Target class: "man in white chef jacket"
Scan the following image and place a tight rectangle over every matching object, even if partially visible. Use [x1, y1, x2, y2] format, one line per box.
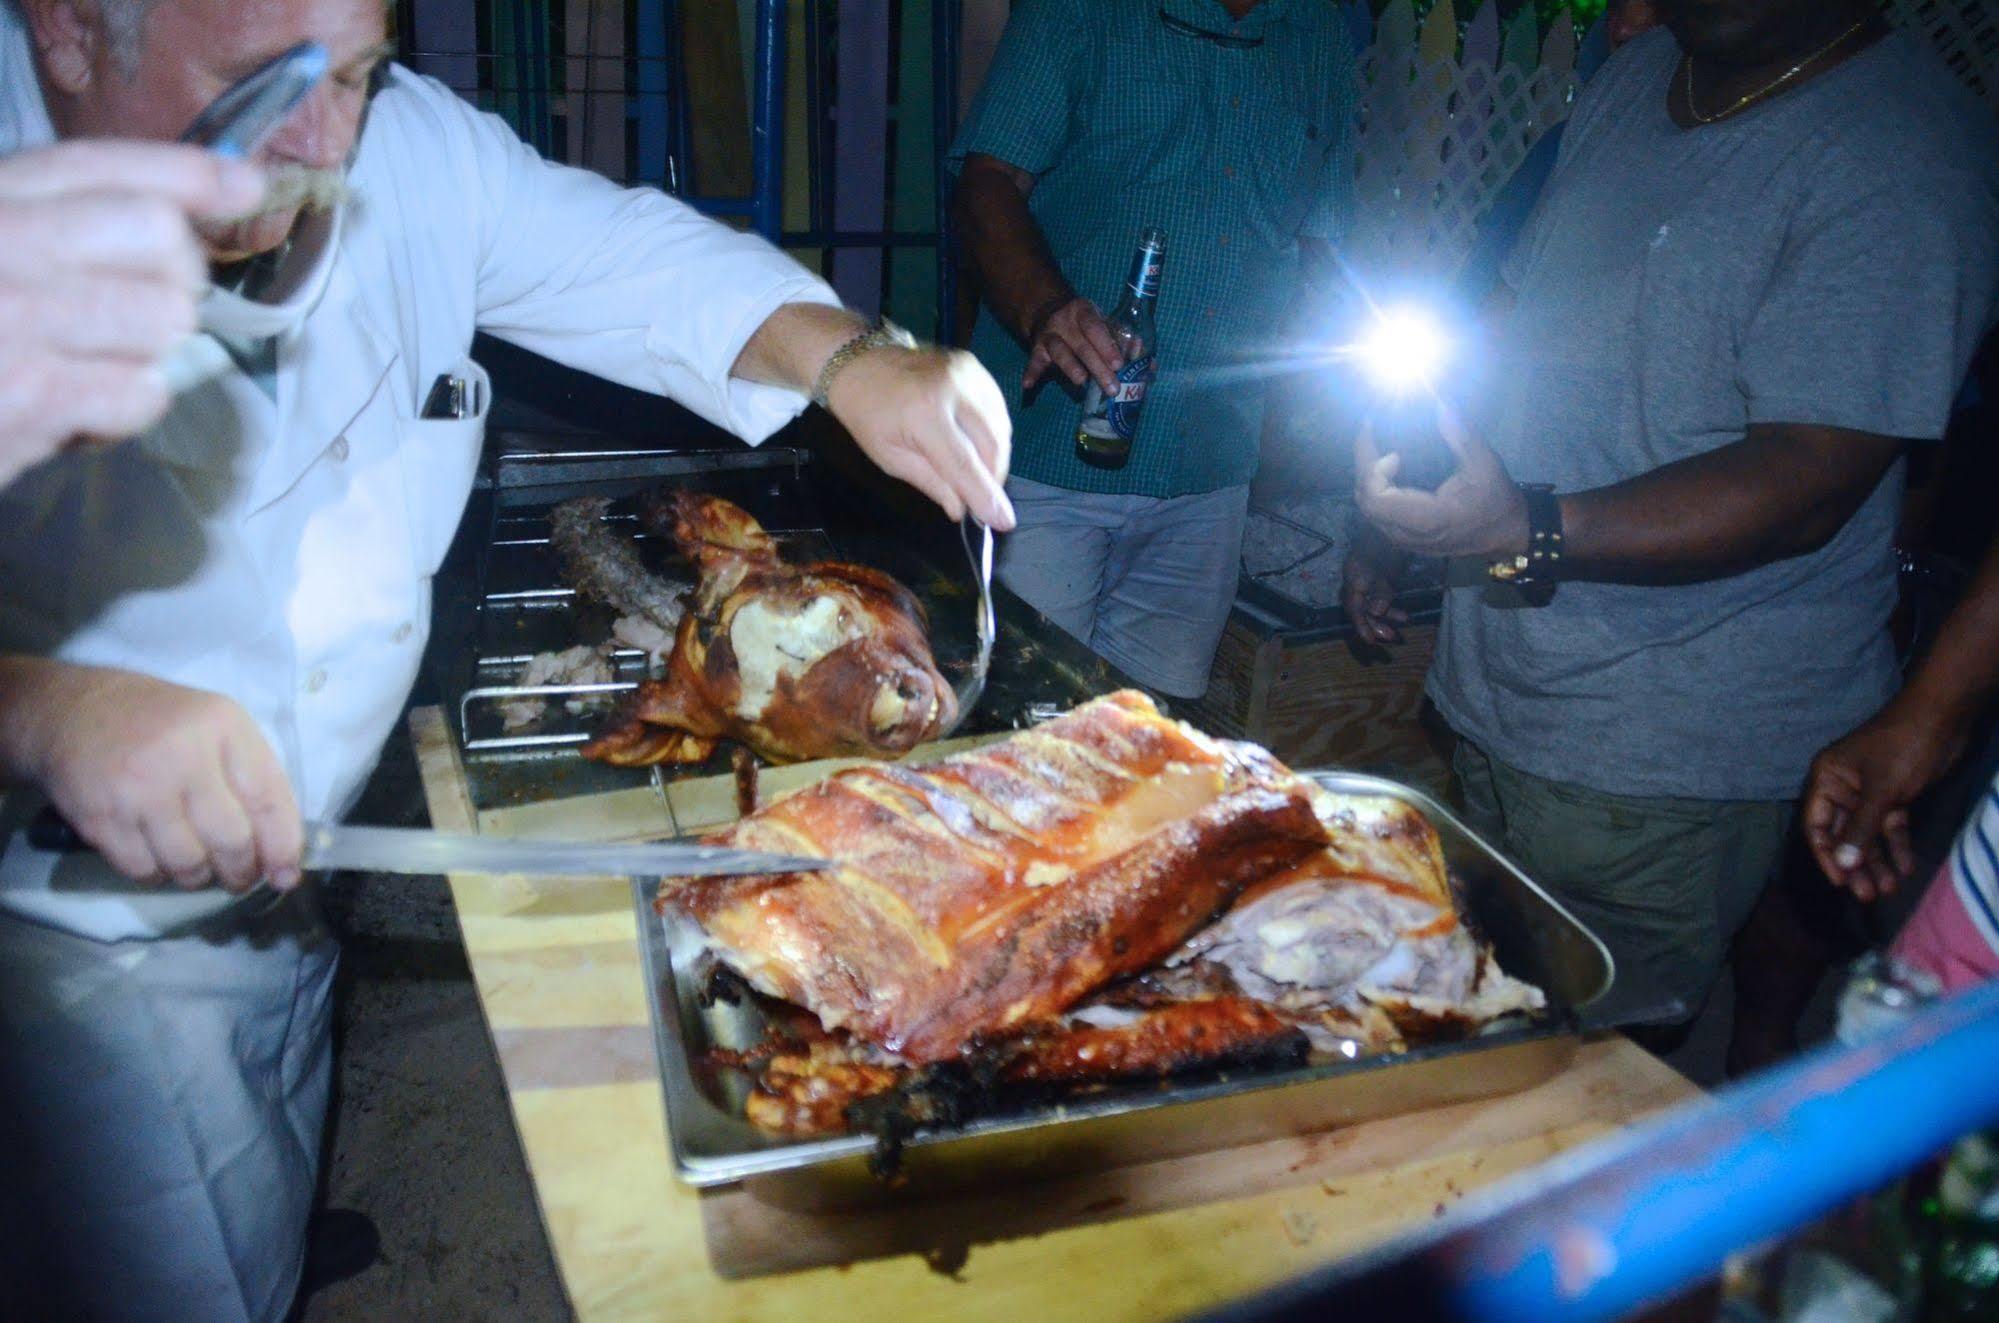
[0, 0, 1013, 1318]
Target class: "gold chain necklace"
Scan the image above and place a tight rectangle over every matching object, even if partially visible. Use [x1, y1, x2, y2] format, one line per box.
[1681, 17, 1870, 124]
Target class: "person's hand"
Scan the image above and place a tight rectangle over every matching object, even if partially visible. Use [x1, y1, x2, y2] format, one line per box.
[824, 344, 1016, 530]
[1804, 703, 1967, 902]
[1022, 295, 1124, 396]
[0, 140, 267, 486]
[14, 665, 303, 892]
[1342, 540, 1409, 645]
[1354, 404, 1528, 559]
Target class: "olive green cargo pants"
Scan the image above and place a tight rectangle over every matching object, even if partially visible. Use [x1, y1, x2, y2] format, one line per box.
[1452, 740, 1794, 1022]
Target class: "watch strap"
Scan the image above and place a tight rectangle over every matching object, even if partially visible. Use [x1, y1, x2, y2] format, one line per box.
[1488, 483, 1563, 600]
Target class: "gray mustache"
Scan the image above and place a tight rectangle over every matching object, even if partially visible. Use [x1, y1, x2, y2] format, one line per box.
[231, 165, 351, 219]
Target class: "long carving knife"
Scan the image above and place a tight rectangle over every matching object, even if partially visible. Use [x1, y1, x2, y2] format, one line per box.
[26, 811, 829, 880]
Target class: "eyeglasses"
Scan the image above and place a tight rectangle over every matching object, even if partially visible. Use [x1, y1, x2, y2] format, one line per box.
[1157, 7, 1265, 49]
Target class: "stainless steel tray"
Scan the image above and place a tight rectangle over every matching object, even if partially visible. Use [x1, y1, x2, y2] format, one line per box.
[633, 770, 1633, 1209]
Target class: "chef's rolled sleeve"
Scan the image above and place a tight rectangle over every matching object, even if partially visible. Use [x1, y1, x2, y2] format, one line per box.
[442, 82, 842, 443]
[641, 258, 842, 445]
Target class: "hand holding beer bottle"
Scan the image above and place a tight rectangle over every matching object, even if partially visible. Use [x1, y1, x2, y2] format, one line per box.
[1024, 297, 1126, 397]
[1074, 227, 1166, 470]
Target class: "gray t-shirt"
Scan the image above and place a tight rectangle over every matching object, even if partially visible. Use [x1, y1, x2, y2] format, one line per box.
[1429, 29, 1999, 801]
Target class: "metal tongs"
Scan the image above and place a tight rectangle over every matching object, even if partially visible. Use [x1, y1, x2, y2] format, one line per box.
[160, 41, 330, 396]
[935, 516, 995, 739]
[181, 41, 329, 159]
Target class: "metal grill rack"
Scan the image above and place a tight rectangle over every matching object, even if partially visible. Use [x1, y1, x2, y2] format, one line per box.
[438, 441, 1066, 816]
[441, 444, 817, 812]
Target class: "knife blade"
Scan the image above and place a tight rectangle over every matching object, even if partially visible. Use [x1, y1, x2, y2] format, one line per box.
[301, 822, 830, 879]
[26, 810, 829, 880]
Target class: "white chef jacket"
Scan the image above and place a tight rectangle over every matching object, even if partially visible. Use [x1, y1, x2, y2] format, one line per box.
[0, 15, 841, 939]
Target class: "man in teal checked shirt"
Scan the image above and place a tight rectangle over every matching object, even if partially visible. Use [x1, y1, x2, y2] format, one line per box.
[950, 0, 1356, 698]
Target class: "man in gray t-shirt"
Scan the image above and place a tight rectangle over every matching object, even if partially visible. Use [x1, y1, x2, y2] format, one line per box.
[1344, 0, 1999, 1023]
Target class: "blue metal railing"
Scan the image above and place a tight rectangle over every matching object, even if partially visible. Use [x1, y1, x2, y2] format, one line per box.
[675, 0, 786, 243]
[632, 0, 679, 194]
[932, 0, 964, 342]
[1205, 976, 1999, 1322]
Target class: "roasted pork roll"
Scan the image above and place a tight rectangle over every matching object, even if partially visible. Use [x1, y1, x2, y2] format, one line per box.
[662, 690, 1330, 1061]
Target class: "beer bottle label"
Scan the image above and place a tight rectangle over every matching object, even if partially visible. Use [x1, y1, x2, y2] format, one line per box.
[1107, 355, 1156, 439]
[1130, 253, 1163, 300]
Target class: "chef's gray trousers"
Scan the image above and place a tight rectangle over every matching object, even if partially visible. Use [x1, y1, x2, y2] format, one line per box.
[998, 477, 1249, 699]
[0, 891, 337, 1323]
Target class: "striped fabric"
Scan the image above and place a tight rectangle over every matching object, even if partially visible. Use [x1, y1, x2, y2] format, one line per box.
[1893, 773, 1999, 993]
[1950, 779, 1999, 960]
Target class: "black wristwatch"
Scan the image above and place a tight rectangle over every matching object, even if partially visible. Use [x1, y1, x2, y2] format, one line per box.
[1487, 483, 1563, 602]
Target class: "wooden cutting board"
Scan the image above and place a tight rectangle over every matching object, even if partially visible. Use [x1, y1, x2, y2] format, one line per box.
[695, 1035, 1691, 1279]
[409, 706, 1701, 1319]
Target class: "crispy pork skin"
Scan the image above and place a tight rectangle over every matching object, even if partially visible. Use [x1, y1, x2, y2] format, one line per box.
[662, 691, 1330, 1062]
[735, 1001, 1306, 1137]
[673, 709, 1552, 1141]
[744, 1043, 908, 1136]
[998, 999, 1307, 1085]
[577, 490, 957, 766]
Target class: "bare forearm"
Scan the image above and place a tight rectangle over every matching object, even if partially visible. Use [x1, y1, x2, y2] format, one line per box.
[729, 298, 1018, 529]
[1557, 427, 1903, 585]
[952, 157, 1073, 344]
[1350, 512, 1411, 581]
[730, 301, 869, 395]
[0, 654, 75, 784]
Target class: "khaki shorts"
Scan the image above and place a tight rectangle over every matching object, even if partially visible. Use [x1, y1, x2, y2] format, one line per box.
[997, 477, 1249, 699]
[1452, 739, 1793, 1020]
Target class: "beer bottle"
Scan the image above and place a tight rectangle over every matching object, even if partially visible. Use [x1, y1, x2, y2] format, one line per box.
[1910, 1132, 1999, 1319]
[1074, 227, 1165, 469]
[1835, 957, 1999, 1319]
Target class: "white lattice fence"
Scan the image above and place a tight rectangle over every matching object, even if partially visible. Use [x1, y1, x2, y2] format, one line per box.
[1344, 0, 1581, 286]
[1340, 0, 1999, 287]
[1884, 0, 1999, 107]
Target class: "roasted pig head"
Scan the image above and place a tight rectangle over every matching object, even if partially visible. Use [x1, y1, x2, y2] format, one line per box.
[582, 490, 956, 766]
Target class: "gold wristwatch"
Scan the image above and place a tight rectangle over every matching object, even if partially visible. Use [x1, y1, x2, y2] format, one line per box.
[811, 319, 919, 409]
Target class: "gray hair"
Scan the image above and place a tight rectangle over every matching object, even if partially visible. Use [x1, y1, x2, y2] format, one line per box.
[98, 0, 158, 79]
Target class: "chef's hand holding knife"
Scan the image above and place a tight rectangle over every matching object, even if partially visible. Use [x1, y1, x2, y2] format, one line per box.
[735, 303, 1016, 532]
[0, 659, 304, 892]
[0, 140, 267, 488]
